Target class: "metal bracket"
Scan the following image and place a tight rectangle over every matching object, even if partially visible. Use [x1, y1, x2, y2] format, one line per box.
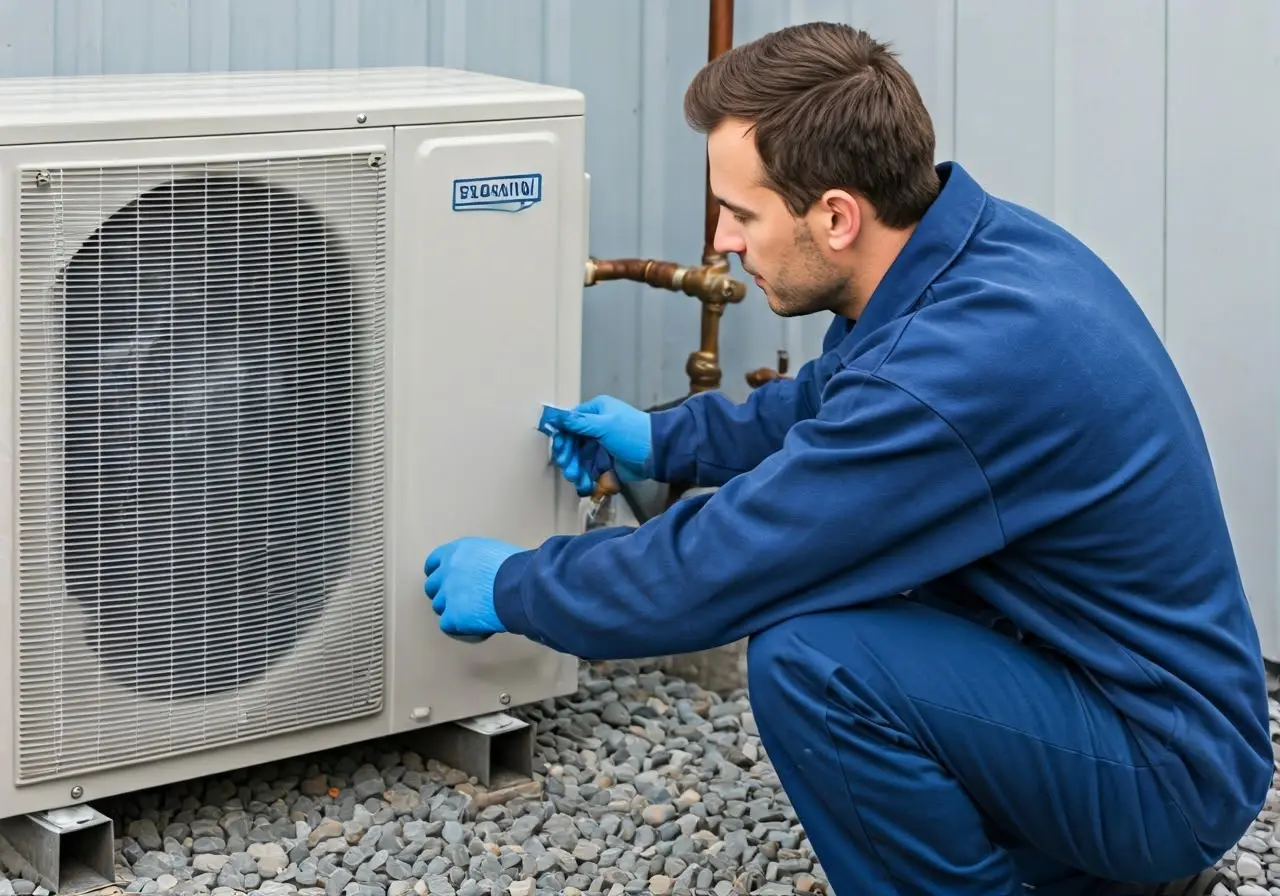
[0, 804, 115, 894]
[409, 711, 535, 789]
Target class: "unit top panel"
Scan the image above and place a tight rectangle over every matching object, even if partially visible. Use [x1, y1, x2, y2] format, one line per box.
[0, 66, 585, 145]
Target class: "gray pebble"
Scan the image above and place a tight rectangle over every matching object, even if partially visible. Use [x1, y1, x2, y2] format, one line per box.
[90, 662, 1280, 896]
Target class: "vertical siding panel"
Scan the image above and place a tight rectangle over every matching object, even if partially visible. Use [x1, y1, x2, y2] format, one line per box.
[357, 0, 430, 68]
[439, 0, 467, 73]
[227, 0, 299, 71]
[295, 0, 335, 69]
[1164, 0, 1280, 656]
[0, 1, 55, 77]
[954, 0, 1056, 216]
[931, 0, 958, 165]
[566, 0, 644, 402]
[101, 0, 152, 72]
[459, 0, 546, 84]
[54, 0, 102, 75]
[144, 0, 192, 73]
[541, 0, 572, 87]
[423, 0, 445, 67]
[655, 3, 714, 403]
[188, 0, 232, 72]
[790, 0, 855, 25]
[635, 0, 670, 409]
[1049, 0, 1165, 336]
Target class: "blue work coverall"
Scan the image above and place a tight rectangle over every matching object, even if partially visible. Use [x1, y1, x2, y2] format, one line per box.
[492, 161, 1273, 894]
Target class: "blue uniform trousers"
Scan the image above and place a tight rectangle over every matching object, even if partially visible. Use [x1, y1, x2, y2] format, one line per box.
[746, 595, 1221, 896]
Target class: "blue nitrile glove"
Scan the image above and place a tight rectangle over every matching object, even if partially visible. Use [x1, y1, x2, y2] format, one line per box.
[423, 537, 522, 640]
[540, 396, 652, 495]
[551, 436, 618, 498]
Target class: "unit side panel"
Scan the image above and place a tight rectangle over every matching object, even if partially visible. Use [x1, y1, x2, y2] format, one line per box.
[387, 116, 584, 730]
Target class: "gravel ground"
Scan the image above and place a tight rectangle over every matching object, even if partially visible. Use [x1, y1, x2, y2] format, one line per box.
[1, 660, 1278, 896]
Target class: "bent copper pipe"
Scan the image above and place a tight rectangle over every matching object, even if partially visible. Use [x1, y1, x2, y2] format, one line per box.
[583, 257, 745, 305]
[583, 256, 747, 394]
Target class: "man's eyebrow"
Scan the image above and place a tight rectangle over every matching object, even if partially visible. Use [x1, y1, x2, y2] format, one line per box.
[716, 196, 754, 218]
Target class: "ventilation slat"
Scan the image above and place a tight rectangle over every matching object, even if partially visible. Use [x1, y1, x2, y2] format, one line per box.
[15, 152, 389, 783]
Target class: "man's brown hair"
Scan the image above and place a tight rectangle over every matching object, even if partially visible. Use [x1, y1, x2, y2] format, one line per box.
[684, 22, 940, 229]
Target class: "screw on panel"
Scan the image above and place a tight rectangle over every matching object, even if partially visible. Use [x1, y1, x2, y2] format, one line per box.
[368, 153, 385, 169]
[356, 113, 368, 124]
[499, 693, 511, 706]
[70, 785, 83, 799]
[34, 171, 50, 189]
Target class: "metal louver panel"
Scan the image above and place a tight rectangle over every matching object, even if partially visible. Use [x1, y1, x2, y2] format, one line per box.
[14, 150, 389, 783]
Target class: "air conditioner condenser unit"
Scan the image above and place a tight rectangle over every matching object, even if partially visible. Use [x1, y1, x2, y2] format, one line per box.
[0, 66, 587, 821]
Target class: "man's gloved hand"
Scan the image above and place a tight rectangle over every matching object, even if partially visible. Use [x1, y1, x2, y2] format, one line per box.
[548, 395, 653, 495]
[423, 537, 522, 641]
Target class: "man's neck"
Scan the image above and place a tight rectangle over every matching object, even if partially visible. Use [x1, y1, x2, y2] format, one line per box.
[841, 223, 918, 318]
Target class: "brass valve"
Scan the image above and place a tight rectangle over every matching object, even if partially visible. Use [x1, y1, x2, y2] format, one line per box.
[746, 349, 791, 389]
[583, 255, 747, 394]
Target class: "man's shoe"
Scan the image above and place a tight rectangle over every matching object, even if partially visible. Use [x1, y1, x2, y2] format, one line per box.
[1119, 868, 1227, 896]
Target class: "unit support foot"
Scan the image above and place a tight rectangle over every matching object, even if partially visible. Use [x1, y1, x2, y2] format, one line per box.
[408, 710, 536, 790]
[0, 804, 115, 895]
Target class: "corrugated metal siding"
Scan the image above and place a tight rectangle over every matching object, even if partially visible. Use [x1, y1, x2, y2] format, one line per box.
[1163, 1, 1280, 659]
[0, 0, 1277, 654]
[0, 0, 1163, 404]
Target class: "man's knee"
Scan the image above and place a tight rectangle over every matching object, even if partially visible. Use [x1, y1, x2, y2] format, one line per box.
[745, 609, 877, 734]
[744, 599, 950, 740]
[745, 616, 820, 752]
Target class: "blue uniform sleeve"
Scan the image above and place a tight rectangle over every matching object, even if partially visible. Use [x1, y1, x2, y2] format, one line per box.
[491, 367, 1007, 660]
[648, 364, 822, 487]
[648, 316, 854, 487]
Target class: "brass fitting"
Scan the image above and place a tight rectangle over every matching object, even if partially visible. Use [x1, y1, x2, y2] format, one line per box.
[746, 349, 791, 389]
[584, 257, 746, 306]
[584, 255, 747, 394]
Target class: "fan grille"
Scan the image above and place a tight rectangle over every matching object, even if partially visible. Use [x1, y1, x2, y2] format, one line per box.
[15, 152, 388, 782]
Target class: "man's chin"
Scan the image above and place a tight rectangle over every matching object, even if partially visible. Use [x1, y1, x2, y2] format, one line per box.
[766, 295, 810, 318]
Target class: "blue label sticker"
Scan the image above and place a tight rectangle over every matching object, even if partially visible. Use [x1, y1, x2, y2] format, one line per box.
[452, 173, 543, 213]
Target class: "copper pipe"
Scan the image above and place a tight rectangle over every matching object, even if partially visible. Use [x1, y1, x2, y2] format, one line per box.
[584, 255, 746, 393]
[594, 470, 621, 499]
[585, 469, 621, 529]
[686, 256, 736, 393]
[745, 350, 790, 389]
[704, 0, 735, 261]
[687, 0, 738, 395]
[584, 257, 745, 306]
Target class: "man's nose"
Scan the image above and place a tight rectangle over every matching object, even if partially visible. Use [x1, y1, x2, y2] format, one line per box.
[712, 210, 745, 256]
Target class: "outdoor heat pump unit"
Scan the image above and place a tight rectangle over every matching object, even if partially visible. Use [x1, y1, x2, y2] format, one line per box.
[0, 67, 587, 823]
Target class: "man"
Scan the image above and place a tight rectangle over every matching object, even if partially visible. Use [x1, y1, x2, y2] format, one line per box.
[423, 22, 1272, 896]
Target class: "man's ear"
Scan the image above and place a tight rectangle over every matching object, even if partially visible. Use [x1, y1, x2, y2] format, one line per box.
[814, 189, 861, 251]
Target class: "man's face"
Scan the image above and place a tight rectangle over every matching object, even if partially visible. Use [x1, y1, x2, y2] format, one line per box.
[706, 119, 857, 318]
